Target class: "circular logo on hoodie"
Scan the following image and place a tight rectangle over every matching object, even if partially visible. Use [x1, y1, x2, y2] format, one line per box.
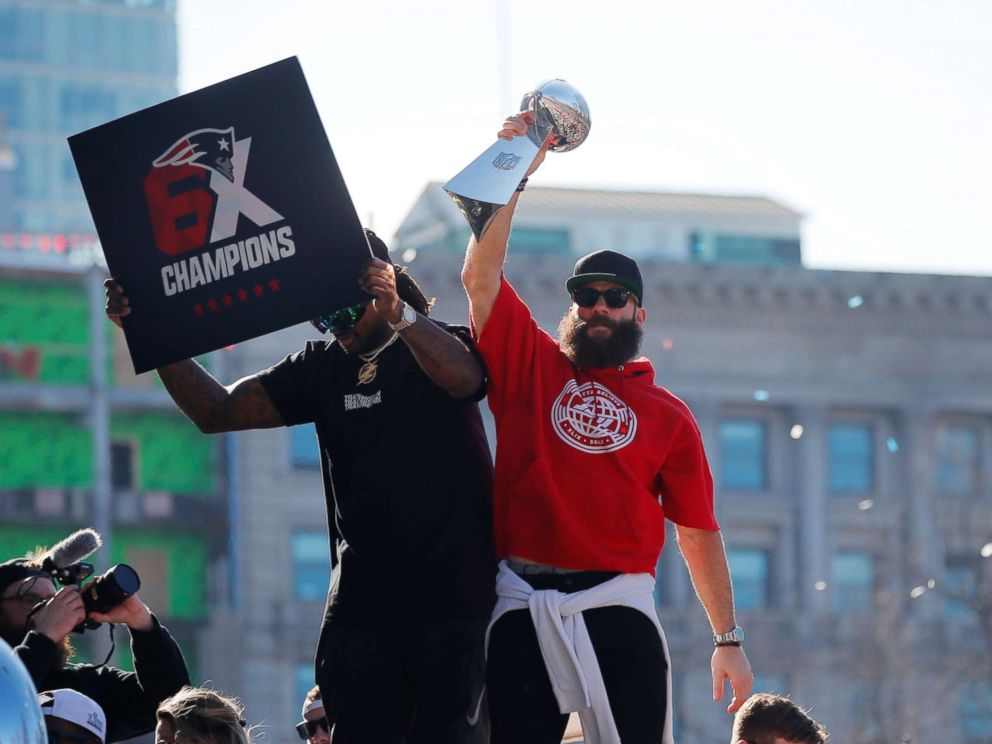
[551, 379, 637, 453]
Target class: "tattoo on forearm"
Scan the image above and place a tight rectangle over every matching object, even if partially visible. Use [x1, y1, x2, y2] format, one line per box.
[157, 361, 228, 430]
[230, 378, 282, 428]
[402, 322, 481, 396]
[157, 360, 281, 431]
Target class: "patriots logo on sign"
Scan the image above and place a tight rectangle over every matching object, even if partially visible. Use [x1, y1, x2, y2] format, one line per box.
[143, 126, 283, 256]
[153, 127, 237, 181]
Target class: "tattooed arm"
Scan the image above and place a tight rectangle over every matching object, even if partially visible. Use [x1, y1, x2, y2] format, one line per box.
[156, 361, 284, 433]
[105, 277, 284, 432]
[395, 319, 483, 399]
[363, 259, 483, 399]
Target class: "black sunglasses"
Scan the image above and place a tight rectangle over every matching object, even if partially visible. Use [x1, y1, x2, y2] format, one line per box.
[295, 718, 330, 740]
[571, 287, 635, 309]
[311, 302, 368, 334]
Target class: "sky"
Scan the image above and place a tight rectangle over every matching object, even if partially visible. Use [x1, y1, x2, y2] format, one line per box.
[178, 0, 992, 277]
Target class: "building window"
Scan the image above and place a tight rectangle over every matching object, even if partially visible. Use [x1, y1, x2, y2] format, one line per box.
[58, 85, 118, 134]
[653, 552, 667, 608]
[688, 232, 801, 266]
[828, 424, 873, 493]
[291, 532, 330, 601]
[124, 546, 169, 617]
[752, 673, 788, 695]
[720, 420, 767, 491]
[0, 76, 24, 128]
[832, 552, 874, 613]
[295, 663, 315, 709]
[727, 548, 770, 610]
[290, 424, 320, 469]
[944, 556, 978, 620]
[961, 681, 992, 744]
[508, 227, 571, 255]
[937, 426, 979, 495]
[850, 680, 884, 741]
[110, 440, 136, 490]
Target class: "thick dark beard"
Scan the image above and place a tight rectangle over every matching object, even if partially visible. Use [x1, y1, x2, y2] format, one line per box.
[558, 312, 643, 368]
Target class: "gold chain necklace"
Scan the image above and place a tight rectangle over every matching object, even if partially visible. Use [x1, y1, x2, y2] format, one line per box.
[356, 333, 399, 385]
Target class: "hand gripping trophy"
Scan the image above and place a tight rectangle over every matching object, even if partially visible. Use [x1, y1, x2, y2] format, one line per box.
[444, 79, 591, 239]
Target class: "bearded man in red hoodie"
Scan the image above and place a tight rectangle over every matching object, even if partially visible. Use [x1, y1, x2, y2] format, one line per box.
[460, 112, 754, 744]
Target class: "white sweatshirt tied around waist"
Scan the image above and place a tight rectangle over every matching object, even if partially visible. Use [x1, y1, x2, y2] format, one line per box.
[487, 561, 674, 744]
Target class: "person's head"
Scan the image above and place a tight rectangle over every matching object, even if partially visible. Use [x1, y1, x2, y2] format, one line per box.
[0, 557, 53, 646]
[311, 229, 434, 355]
[156, 687, 253, 744]
[0, 553, 72, 666]
[295, 686, 330, 744]
[731, 693, 828, 744]
[39, 689, 106, 744]
[558, 249, 646, 368]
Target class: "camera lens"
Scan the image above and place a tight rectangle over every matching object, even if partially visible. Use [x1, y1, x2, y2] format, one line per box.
[81, 564, 141, 614]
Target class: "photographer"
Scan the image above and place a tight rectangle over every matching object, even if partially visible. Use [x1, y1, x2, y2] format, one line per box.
[295, 686, 332, 744]
[0, 545, 190, 743]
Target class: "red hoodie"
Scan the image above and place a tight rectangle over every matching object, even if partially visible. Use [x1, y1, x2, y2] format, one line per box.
[473, 278, 719, 575]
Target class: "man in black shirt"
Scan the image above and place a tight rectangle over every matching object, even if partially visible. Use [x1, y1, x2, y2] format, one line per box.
[105, 230, 495, 744]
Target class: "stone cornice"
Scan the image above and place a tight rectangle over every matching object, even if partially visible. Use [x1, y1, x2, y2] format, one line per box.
[412, 253, 992, 322]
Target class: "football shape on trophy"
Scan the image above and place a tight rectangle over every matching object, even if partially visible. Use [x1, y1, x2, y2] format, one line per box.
[520, 79, 591, 153]
[444, 79, 591, 240]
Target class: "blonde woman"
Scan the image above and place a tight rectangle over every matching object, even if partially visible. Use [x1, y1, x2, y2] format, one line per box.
[155, 687, 255, 744]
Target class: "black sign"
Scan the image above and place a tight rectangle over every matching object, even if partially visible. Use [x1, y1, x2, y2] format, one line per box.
[69, 57, 371, 373]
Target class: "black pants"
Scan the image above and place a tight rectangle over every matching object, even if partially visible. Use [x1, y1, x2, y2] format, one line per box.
[317, 619, 489, 744]
[487, 572, 669, 744]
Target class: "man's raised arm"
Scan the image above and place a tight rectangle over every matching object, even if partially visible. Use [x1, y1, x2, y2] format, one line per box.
[460, 112, 548, 336]
[105, 278, 284, 433]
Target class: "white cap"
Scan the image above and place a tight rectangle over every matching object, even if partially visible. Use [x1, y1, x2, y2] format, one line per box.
[38, 689, 107, 743]
[302, 697, 324, 718]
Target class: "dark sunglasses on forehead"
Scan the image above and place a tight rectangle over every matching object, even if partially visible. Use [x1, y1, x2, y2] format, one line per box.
[295, 717, 330, 740]
[311, 301, 368, 334]
[571, 287, 636, 309]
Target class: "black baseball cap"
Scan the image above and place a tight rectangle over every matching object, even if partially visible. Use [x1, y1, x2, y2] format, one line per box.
[0, 558, 45, 596]
[565, 250, 643, 305]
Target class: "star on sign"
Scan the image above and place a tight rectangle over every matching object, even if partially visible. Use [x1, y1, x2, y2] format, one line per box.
[218, 138, 230, 151]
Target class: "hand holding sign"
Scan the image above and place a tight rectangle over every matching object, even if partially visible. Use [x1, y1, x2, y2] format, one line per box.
[104, 278, 130, 328]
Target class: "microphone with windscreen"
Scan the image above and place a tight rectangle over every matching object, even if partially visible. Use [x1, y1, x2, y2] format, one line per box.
[40, 528, 142, 631]
[41, 528, 102, 584]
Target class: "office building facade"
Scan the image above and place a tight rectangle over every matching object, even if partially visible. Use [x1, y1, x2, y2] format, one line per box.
[224, 187, 991, 741]
[0, 0, 176, 236]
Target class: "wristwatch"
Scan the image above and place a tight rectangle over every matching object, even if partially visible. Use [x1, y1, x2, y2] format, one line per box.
[388, 302, 417, 332]
[713, 625, 745, 647]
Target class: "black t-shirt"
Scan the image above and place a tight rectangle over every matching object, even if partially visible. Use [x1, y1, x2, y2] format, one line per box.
[257, 322, 496, 628]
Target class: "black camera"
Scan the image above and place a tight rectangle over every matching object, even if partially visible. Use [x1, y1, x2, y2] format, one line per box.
[79, 563, 141, 615]
[43, 558, 142, 631]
